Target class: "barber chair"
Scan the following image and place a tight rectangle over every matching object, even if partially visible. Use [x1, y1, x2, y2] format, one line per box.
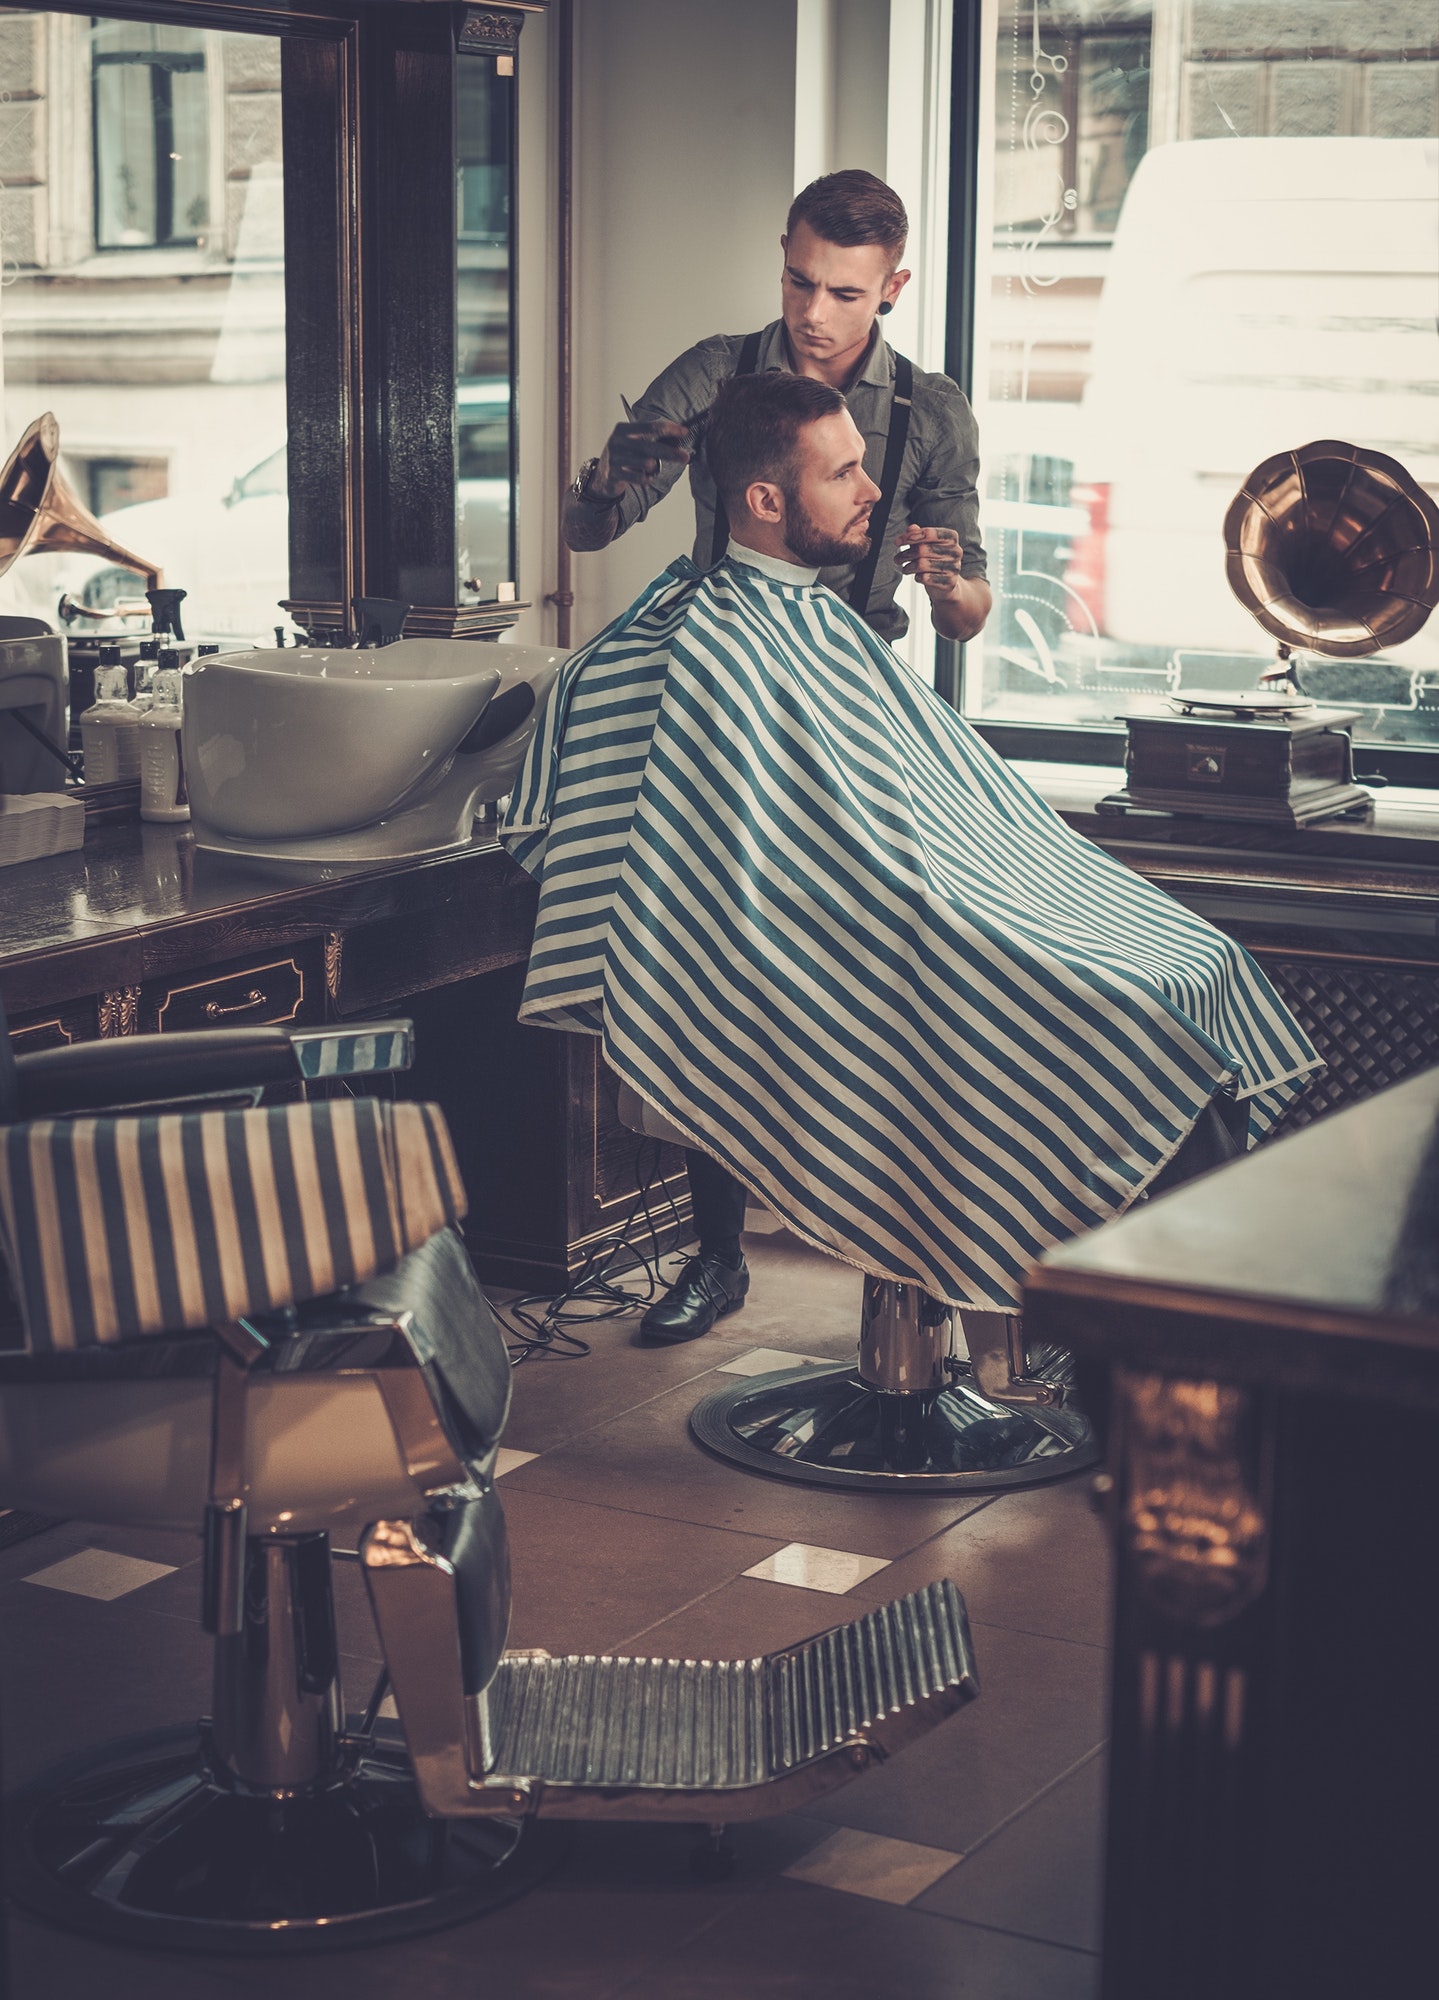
[0, 1010, 978, 1952]
[664, 1093, 1249, 1492]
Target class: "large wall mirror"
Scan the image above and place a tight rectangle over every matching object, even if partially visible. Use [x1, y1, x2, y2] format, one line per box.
[0, 0, 531, 646]
[0, 8, 288, 642]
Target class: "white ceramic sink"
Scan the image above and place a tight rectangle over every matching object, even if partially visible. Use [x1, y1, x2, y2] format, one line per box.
[184, 638, 562, 866]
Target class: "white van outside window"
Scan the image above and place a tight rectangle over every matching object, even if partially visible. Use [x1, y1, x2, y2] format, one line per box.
[968, 3, 1439, 755]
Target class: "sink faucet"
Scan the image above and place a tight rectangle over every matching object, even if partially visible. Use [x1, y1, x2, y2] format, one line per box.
[353, 598, 411, 648]
[145, 587, 188, 644]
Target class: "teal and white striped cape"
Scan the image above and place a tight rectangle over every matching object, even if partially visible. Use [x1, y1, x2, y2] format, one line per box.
[502, 555, 1320, 1309]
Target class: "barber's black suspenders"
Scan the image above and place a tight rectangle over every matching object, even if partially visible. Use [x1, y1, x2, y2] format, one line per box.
[847, 352, 913, 617]
[707, 334, 915, 619]
[706, 331, 764, 569]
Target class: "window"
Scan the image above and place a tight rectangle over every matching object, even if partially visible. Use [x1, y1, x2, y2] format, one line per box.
[75, 453, 168, 516]
[91, 19, 209, 249]
[456, 37, 517, 600]
[0, 12, 287, 643]
[963, 2, 1439, 756]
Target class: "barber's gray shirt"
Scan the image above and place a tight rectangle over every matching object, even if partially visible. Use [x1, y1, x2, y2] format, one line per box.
[573, 319, 986, 642]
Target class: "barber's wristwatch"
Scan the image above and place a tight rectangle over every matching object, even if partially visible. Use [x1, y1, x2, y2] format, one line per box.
[570, 457, 617, 508]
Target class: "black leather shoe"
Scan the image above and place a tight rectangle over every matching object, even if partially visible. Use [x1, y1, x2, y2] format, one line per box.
[640, 1252, 749, 1344]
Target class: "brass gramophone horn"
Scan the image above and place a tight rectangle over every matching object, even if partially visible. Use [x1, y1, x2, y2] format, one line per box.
[1224, 438, 1439, 663]
[0, 411, 162, 593]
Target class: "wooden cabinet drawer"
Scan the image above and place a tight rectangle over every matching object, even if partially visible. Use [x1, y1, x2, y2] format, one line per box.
[146, 945, 324, 1035]
[7, 996, 99, 1051]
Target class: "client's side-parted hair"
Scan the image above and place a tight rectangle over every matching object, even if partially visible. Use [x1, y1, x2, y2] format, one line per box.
[705, 373, 846, 518]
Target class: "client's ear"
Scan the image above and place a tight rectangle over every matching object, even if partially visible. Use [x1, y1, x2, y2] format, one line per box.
[745, 479, 785, 525]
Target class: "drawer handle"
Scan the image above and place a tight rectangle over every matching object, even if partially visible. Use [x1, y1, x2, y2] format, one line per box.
[203, 990, 267, 1020]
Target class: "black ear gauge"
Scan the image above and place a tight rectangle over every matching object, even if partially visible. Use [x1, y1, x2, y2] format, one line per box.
[878, 300, 894, 316]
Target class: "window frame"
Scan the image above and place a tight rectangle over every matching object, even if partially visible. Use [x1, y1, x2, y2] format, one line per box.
[90, 24, 210, 250]
[943, 0, 1439, 793]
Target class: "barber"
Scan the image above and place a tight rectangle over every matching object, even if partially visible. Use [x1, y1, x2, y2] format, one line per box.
[565, 170, 992, 1344]
[563, 168, 992, 647]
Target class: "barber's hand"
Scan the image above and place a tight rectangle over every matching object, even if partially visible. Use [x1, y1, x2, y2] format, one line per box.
[592, 419, 693, 500]
[894, 524, 965, 601]
[896, 523, 992, 641]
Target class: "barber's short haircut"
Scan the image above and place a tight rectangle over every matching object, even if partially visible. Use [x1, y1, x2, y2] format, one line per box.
[705, 373, 846, 515]
[786, 170, 909, 264]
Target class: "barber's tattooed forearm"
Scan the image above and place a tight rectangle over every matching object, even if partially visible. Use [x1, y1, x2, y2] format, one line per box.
[894, 524, 965, 597]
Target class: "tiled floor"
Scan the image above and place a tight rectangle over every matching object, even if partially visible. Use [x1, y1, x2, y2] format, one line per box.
[0, 1230, 1110, 1998]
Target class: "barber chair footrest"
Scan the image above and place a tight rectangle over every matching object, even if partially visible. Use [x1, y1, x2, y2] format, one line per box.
[5, 1725, 562, 1954]
[464, 1580, 978, 1821]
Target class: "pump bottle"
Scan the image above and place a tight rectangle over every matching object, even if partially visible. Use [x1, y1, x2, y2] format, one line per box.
[78, 646, 142, 784]
[139, 657, 190, 823]
[131, 637, 160, 710]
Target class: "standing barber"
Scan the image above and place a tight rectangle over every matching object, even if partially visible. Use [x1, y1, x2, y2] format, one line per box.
[565, 168, 991, 647]
[564, 168, 992, 1344]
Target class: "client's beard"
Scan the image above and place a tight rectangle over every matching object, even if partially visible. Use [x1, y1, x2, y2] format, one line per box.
[782, 488, 872, 569]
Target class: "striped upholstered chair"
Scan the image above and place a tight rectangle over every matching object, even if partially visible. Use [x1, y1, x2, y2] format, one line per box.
[0, 1009, 535, 1944]
[0, 1004, 980, 1950]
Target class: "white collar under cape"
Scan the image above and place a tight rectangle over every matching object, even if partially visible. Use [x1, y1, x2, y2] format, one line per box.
[725, 540, 820, 587]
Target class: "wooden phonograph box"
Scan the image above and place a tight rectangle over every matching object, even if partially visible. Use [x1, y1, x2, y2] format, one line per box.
[1099, 440, 1439, 830]
[1106, 689, 1370, 829]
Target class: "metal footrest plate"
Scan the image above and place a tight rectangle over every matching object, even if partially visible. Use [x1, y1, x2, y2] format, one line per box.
[482, 1581, 977, 1817]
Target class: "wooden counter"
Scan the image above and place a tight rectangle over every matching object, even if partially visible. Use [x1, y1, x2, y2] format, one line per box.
[0, 818, 533, 1025]
[0, 821, 690, 1290]
[1024, 1066, 1439, 2000]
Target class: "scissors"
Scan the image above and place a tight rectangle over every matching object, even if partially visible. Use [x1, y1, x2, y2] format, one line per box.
[617, 393, 695, 469]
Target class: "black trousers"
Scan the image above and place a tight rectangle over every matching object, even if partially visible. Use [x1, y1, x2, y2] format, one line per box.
[685, 1149, 748, 1261]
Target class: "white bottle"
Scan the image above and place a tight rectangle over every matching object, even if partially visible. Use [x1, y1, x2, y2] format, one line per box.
[79, 661, 143, 784]
[139, 663, 190, 823]
[130, 638, 160, 713]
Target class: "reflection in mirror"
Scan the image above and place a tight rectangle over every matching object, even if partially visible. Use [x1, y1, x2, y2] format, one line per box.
[0, 13, 287, 646]
[456, 41, 518, 604]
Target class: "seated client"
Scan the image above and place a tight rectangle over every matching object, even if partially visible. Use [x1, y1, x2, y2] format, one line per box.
[501, 373, 1321, 1342]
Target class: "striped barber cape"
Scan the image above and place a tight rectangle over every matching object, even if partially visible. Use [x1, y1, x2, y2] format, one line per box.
[502, 553, 1321, 1309]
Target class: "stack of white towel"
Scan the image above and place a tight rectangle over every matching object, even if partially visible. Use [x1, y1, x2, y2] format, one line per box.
[0, 792, 85, 868]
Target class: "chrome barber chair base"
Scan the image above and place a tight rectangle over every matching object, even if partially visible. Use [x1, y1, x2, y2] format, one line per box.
[6, 1726, 561, 1955]
[690, 1353, 1097, 1493]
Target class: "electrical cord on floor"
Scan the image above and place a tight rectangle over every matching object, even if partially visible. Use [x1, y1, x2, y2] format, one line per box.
[488, 1137, 690, 1367]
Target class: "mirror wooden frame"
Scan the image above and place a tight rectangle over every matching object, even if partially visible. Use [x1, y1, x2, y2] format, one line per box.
[25, 0, 540, 642]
